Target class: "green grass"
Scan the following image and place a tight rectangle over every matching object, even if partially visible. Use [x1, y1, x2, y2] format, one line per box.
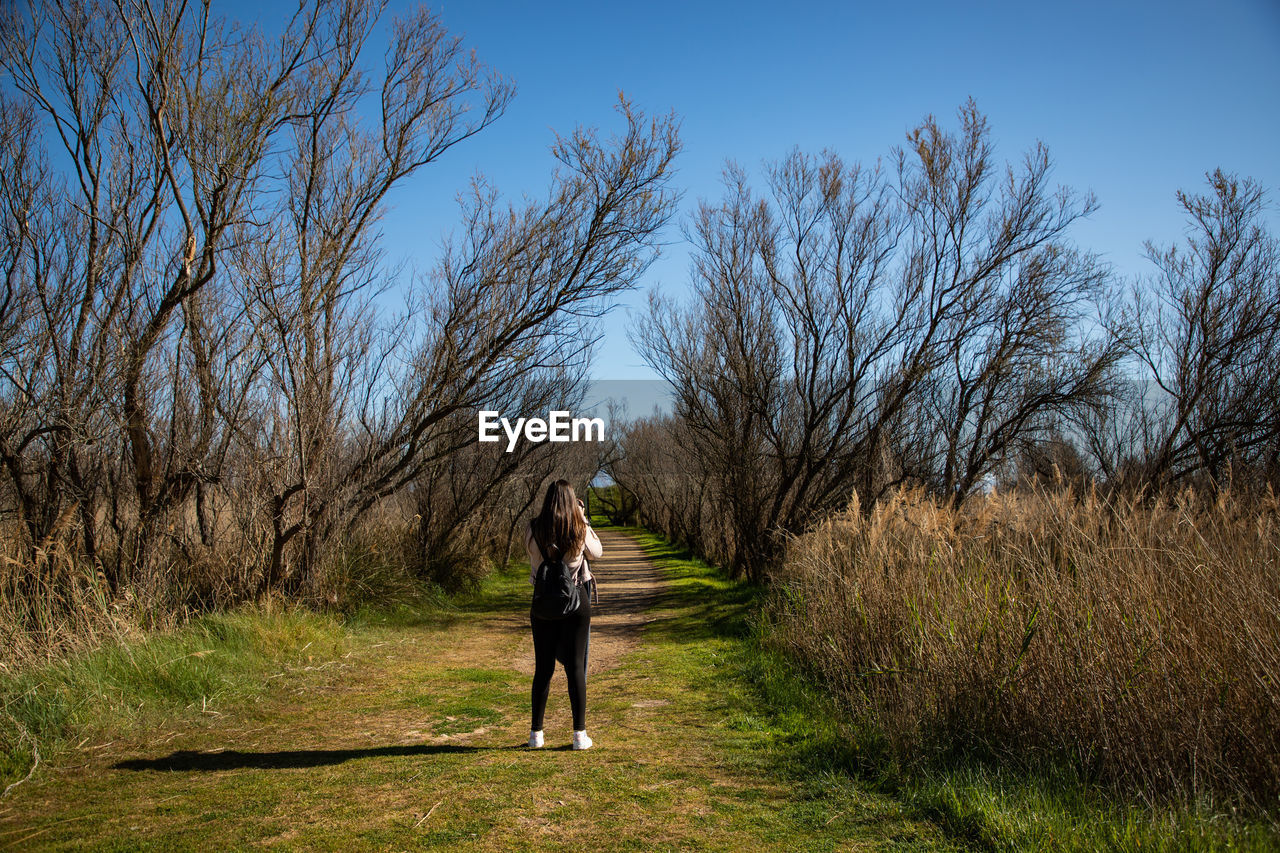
[11, 522, 1270, 849]
[0, 564, 528, 795]
[0, 606, 349, 790]
[0, 525, 956, 851]
[619, 528, 1280, 851]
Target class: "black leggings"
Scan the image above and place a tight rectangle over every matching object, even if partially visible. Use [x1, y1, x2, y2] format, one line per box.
[530, 597, 591, 731]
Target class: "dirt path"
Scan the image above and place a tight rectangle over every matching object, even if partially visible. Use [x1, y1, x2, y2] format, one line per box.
[510, 528, 662, 678]
[0, 529, 955, 851]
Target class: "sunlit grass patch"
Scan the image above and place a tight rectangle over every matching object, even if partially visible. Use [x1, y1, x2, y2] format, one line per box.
[2, 527, 952, 851]
[618, 522, 1280, 851]
[1, 604, 349, 790]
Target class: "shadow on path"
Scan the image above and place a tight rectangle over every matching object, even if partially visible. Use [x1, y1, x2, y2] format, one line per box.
[112, 742, 528, 772]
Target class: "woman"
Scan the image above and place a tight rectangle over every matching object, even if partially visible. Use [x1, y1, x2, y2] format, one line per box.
[525, 479, 602, 750]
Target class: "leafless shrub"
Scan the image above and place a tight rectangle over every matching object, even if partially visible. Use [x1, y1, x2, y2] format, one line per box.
[1092, 170, 1280, 492]
[630, 100, 1119, 580]
[0, 0, 679, 661]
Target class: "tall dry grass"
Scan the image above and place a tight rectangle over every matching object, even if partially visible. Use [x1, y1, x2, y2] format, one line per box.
[0, 495, 528, 673]
[765, 485, 1280, 809]
[0, 519, 125, 672]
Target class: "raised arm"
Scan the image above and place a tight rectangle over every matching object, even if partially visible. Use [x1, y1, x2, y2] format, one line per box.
[576, 500, 603, 559]
[583, 524, 603, 560]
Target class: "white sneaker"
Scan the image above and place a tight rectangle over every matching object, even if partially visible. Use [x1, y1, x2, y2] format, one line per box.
[528, 730, 544, 748]
[572, 730, 593, 750]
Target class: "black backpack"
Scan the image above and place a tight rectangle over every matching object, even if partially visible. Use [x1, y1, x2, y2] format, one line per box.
[531, 539, 581, 620]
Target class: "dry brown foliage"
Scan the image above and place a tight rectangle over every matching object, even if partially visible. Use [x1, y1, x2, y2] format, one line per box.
[765, 485, 1280, 808]
[0, 0, 677, 663]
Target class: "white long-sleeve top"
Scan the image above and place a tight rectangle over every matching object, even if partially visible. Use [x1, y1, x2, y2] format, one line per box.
[526, 521, 602, 586]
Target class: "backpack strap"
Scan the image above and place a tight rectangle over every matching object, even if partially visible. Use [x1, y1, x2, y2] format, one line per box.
[531, 527, 558, 564]
[532, 526, 592, 597]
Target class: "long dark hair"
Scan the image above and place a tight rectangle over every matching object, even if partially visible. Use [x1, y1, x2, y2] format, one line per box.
[531, 479, 585, 557]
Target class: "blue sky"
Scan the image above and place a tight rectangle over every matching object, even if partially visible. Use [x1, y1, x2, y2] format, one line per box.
[229, 0, 1280, 380]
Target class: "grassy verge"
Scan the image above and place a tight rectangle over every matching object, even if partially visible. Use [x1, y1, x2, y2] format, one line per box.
[623, 527, 1280, 851]
[7, 521, 1273, 850]
[0, 524, 955, 851]
[0, 575, 485, 797]
[0, 607, 342, 792]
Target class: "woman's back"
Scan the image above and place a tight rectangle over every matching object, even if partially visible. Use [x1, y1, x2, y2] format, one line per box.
[526, 479, 601, 750]
[526, 520, 601, 586]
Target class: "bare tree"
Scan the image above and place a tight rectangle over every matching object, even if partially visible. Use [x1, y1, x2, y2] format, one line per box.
[0, 0, 680, 627]
[242, 95, 678, 595]
[0, 0, 405, 593]
[1109, 170, 1280, 491]
[606, 414, 709, 549]
[631, 101, 1118, 580]
[233, 2, 515, 593]
[0, 93, 121, 589]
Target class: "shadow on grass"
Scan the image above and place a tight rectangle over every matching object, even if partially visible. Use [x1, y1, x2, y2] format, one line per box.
[112, 742, 531, 772]
[635, 539, 762, 644]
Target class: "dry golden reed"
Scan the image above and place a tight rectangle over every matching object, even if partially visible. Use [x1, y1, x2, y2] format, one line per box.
[765, 486, 1280, 808]
[0, 520, 123, 670]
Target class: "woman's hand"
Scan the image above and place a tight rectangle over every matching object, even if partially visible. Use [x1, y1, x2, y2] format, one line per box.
[576, 498, 588, 524]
